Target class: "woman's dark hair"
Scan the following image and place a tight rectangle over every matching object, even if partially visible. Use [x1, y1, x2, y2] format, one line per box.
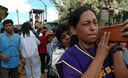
[21, 22, 33, 38]
[70, 35, 79, 47]
[55, 22, 70, 42]
[68, 6, 98, 28]
[3, 19, 13, 26]
[14, 28, 21, 34]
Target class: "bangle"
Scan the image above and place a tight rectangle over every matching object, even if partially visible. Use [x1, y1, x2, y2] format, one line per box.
[110, 47, 122, 54]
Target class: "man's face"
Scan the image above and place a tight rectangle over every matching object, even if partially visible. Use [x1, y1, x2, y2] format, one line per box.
[4, 23, 14, 33]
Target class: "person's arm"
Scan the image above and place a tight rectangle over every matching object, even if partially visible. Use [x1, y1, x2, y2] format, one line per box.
[112, 51, 128, 78]
[0, 52, 10, 62]
[36, 37, 41, 45]
[52, 48, 59, 68]
[52, 48, 65, 68]
[19, 50, 25, 65]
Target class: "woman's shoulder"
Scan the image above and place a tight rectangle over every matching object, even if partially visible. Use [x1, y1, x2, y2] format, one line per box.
[65, 45, 78, 54]
[53, 47, 65, 56]
[30, 30, 35, 36]
[57, 45, 78, 62]
[54, 47, 65, 52]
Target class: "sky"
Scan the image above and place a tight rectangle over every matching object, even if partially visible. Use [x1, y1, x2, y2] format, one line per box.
[0, 0, 58, 25]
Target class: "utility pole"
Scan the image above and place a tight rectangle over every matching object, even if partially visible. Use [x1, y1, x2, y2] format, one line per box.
[16, 9, 19, 27]
[39, 0, 47, 26]
[31, 0, 35, 29]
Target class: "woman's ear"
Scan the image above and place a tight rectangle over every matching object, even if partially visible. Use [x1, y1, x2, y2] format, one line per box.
[70, 26, 76, 35]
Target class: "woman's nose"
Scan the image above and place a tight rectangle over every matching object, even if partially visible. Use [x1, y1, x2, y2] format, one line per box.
[90, 23, 97, 31]
[66, 35, 70, 40]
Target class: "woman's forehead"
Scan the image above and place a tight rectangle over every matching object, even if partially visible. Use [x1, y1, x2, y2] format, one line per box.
[80, 10, 97, 20]
[61, 31, 70, 35]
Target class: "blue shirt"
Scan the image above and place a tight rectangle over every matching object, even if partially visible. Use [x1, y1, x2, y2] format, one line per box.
[0, 32, 20, 68]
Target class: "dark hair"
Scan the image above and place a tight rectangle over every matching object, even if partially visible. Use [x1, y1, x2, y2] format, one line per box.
[68, 6, 98, 28]
[21, 22, 33, 38]
[37, 28, 41, 35]
[3, 19, 13, 26]
[70, 35, 79, 47]
[14, 28, 21, 34]
[55, 22, 70, 42]
[42, 26, 48, 30]
[41, 26, 48, 35]
[52, 28, 57, 35]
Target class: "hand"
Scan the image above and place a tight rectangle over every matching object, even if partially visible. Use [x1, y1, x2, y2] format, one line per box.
[1, 54, 10, 62]
[114, 43, 126, 48]
[22, 59, 26, 66]
[121, 20, 128, 37]
[96, 32, 117, 60]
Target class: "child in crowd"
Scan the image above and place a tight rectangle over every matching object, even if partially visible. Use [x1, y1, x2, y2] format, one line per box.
[45, 30, 58, 78]
[52, 22, 72, 68]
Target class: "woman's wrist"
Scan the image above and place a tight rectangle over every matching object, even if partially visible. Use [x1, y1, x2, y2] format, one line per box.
[95, 54, 106, 63]
[110, 47, 122, 54]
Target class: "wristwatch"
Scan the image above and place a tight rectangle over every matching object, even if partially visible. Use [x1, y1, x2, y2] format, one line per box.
[110, 47, 122, 54]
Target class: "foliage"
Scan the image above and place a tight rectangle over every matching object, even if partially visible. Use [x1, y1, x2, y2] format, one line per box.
[50, 0, 128, 22]
[109, 0, 128, 14]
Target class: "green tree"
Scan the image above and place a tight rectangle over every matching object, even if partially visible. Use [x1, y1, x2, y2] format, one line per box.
[51, 0, 128, 25]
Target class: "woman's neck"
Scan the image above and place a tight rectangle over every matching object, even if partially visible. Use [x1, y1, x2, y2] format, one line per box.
[79, 41, 95, 49]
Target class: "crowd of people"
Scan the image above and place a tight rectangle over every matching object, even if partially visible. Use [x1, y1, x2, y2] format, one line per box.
[0, 6, 128, 78]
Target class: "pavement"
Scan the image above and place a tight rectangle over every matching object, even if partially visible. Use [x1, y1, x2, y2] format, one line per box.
[18, 59, 47, 78]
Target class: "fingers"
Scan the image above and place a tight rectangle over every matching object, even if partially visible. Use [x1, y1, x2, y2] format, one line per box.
[120, 43, 126, 48]
[121, 31, 128, 38]
[122, 20, 128, 26]
[2, 55, 10, 62]
[99, 32, 106, 46]
[105, 32, 110, 45]
[99, 32, 110, 45]
[6, 57, 10, 61]
[121, 24, 128, 32]
[4, 58, 10, 62]
[121, 20, 128, 38]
